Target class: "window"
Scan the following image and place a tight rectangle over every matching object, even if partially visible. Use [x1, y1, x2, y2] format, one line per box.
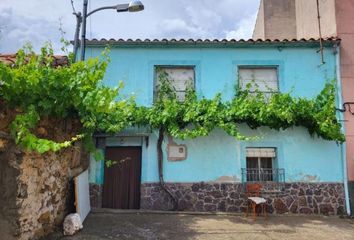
[238, 67, 278, 96]
[154, 66, 195, 101]
[242, 148, 283, 182]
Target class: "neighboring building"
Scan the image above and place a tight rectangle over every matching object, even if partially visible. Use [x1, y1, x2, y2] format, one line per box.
[86, 38, 348, 215]
[253, 0, 337, 40]
[253, 0, 354, 216]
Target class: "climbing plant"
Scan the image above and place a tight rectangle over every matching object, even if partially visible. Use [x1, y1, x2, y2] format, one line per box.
[0, 45, 345, 158]
[0, 44, 133, 156]
[134, 68, 344, 142]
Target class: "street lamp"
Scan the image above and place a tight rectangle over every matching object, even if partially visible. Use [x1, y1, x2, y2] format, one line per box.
[72, 0, 144, 61]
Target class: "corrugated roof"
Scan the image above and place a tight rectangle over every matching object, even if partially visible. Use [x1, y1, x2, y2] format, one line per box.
[85, 37, 340, 47]
[0, 54, 69, 67]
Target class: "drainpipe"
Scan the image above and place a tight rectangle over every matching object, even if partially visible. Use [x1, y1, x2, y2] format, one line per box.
[335, 44, 351, 216]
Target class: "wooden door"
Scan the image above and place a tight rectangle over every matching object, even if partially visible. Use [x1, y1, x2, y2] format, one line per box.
[102, 147, 142, 209]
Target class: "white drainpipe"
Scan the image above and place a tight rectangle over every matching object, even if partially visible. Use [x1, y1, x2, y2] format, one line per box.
[335, 44, 351, 216]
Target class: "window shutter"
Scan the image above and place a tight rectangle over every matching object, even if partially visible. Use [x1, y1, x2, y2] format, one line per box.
[155, 67, 195, 101]
[239, 68, 278, 92]
[246, 148, 276, 158]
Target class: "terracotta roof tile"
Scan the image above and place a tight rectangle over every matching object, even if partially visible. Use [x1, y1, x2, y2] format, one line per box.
[84, 37, 340, 47]
[0, 54, 69, 67]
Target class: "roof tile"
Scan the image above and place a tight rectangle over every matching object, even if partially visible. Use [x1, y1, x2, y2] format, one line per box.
[84, 37, 340, 46]
[0, 54, 69, 67]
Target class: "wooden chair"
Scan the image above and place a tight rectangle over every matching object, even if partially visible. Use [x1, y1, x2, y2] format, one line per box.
[245, 183, 267, 219]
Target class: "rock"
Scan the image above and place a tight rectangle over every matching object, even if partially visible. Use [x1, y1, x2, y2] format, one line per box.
[337, 206, 345, 215]
[217, 201, 226, 211]
[306, 189, 313, 196]
[226, 206, 238, 212]
[274, 199, 288, 214]
[299, 208, 313, 214]
[285, 196, 294, 207]
[209, 191, 222, 198]
[63, 213, 83, 236]
[298, 196, 307, 207]
[204, 197, 213, 203]
[314, 189, 322, 196]
[195, 201, 204, 211]
[191, 184, 200, 192]
[38, 211, 51, 224]
[204, 204, 216, 212]
[178, 199, 193, 211]
[229, 192, 238, 199]
[319, 204, 334, 216]
[299, 188, 305, 196]
[0, 138, 8, 151]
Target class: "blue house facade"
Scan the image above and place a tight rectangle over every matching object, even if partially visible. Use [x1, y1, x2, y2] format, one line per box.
[87, 38, 348, 215]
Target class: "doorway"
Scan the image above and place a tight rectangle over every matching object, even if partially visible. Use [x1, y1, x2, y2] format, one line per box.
[102, 146, 142, 209]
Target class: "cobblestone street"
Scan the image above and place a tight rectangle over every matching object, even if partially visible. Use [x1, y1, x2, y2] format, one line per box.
[47, 210, 354, 240]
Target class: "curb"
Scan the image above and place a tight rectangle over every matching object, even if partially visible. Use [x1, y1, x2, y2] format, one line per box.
[91, 208, 345, 219]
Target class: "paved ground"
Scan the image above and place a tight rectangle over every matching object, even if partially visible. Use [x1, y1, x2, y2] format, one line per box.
[48, 210, 354, 240]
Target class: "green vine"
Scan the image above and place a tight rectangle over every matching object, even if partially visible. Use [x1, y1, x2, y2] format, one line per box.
[134, 69, 344, 142]
[0, 45, 345, 158]
[0, 45, 132, 157]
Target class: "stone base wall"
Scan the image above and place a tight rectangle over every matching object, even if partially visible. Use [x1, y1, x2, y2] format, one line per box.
[141, 182, 346, 215]
[89, 183, 103, 208]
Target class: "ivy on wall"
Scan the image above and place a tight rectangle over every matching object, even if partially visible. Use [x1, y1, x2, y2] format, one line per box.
[0, 46, 345, 157]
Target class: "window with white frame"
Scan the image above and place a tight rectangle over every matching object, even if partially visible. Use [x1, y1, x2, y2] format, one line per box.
[154, 66, 195, 102]
[238, 67, 279, 96]
[244, 147, 278, 182]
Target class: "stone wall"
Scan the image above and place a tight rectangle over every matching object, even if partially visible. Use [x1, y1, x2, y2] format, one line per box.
[0, 132, 19, 240]
[0, 102, 88, 240]
[141, 182, 346, 215]
[89, 183, 103, 208]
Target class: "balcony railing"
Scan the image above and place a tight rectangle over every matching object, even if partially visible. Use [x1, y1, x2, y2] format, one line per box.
[241, 168, 285, 183]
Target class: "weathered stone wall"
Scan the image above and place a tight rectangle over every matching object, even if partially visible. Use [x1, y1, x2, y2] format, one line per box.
[141, 182, 346, 215]
[89, 183, 103, 208]
[0, 132, 19, 240]
[0, 102, 88, 240]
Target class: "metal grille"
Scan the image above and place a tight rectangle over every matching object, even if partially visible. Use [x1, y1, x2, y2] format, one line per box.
[242, 168, 285, 183]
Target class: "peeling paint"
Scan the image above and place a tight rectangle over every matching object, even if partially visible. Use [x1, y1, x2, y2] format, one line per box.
[298, 173, 319, 182]
[167, 135, 187, 161]
[213, 175, 240, 183]
[167, 136, 177, 145]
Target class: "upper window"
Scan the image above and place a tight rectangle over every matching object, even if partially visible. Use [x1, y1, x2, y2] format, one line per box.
[154, 66, 195, 102]
[238, 67, 279, 95]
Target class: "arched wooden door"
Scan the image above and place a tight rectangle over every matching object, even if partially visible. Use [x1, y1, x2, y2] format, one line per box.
[102, 147, 142, 209]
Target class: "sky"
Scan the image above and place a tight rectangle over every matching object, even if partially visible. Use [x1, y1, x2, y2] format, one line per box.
[0, 0, 260, 53]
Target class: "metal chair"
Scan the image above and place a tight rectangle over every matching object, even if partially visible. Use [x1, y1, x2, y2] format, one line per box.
[245, 183, 267, 219]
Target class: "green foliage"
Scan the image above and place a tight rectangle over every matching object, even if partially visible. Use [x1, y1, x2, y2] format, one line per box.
[0, 44, 131, 156]
[134, 71, 344, 142]
[0, 45, 344, 158]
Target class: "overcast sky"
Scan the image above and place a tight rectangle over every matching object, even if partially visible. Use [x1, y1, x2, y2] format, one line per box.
[0, 0, 260, 53]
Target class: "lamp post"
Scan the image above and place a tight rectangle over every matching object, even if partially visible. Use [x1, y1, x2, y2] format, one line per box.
[73, 0, 144, 61]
